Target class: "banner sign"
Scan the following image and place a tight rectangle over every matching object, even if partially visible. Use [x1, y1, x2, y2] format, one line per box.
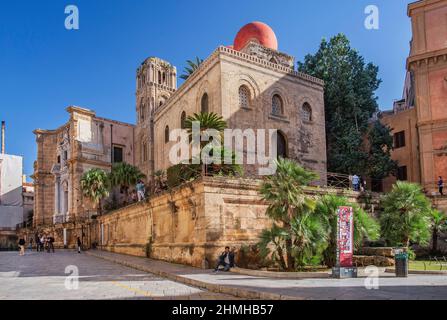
[336, 206, 354, 268]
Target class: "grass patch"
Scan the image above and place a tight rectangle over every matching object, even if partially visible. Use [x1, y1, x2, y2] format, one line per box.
[409, 260, 447, 271]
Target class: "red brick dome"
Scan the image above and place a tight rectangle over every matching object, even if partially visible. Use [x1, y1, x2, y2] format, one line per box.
[233, 21, 278, 51]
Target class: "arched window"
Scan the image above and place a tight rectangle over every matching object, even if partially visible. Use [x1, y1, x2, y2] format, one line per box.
[165, 125, 170, 143]
[272, 94, 283, 116]
[181, 111, 187, 129]
[201, 93, 209, 113]
[239, 86, 250, 109]
[163, 72, 166, 84]
[275, 131, 288, 159]
[302, 102, 312, 122]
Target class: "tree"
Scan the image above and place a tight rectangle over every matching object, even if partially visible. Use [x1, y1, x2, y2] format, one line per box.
[180, 57, 203, 80]
[314, 195, 380, 267]
[260, 158, 319, 270]
[109, 162, 146, 202]
[184, 112, 227, 139]
[184, 112, 241, 176]
[429, 209, 447, 254]
[366, 120, 398, 181]
[380, 181, 431, 248]
[80, 168, 110, 215]
[297, 34, 384, 176]
[258, 224, 289, 270]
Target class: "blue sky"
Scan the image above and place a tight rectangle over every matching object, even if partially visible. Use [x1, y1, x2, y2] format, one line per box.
[0, 0, 413, 177]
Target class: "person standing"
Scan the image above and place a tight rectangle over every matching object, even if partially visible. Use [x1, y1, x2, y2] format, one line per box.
[438, 176, 444, 196]
[18, 237, 26, 256]
[77, 237, 82, 254]
[28, 237, 33, 251]
[48, 235, 55, 253]
[352, 174, 360, 192]
[136, 180, 146, 202]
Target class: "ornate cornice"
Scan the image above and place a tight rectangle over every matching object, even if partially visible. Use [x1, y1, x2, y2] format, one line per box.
[407, 47, 447, 69]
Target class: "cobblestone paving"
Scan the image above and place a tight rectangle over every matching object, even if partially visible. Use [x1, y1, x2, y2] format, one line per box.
[0, 251, 237, 300]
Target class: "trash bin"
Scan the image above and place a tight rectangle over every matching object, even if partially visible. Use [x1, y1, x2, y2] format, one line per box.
[395, 252, 409, 277]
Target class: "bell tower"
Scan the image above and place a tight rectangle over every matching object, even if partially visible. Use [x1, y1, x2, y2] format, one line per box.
[135, 57, 177, 179]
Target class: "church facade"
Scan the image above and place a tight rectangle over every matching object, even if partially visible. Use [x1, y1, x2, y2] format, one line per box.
[32, 22, 327, 227]
[137, 22, 327, 181]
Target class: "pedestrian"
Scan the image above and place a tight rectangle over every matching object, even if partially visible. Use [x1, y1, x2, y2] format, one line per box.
[48, 235, 55, 253]
[352, 174, 360, 191]
[18, 237, 26, 256]
[77, 237, 82, 254]
[35, 234, 40, 252]
[213, 246, 235, 272]
[39, 235, 45, 252]
[28, 237, 33, 250]
[438, 176, 444, 196]
[136, 180, 146, 201]
[360, 177, 365, 192]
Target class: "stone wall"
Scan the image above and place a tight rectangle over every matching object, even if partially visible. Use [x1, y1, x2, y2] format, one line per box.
[94, 177, 379, 268]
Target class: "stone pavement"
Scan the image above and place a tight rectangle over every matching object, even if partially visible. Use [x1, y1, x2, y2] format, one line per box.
[0, 250, 237, 300]
[87, 250, 447, 300]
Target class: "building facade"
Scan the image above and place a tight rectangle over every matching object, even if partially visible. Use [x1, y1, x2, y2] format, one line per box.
[140, 22, 327, 181]
[381, 0, 447, 193]
[33, 106, 135, 226]
[33, 22, 327, 228]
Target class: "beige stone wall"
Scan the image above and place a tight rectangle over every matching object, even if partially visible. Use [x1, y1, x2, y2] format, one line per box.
[95, 177, 379, 268]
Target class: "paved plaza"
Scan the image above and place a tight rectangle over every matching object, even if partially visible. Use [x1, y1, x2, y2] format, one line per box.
[1, 250, 447, 300]
[0, 250, 236, 300]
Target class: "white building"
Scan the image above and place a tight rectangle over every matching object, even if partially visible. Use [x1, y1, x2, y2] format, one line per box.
[0, 153, 25, 229]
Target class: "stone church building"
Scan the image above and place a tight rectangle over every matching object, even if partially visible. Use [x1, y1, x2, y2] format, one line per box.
[32, 22, 327, 228]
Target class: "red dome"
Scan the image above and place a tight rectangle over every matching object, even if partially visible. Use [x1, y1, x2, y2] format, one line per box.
[233, 21, 278, 51]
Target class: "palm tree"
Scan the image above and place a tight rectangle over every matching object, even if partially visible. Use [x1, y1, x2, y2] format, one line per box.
[184, 112, 227, 140]
[180, 57, 203, 80]
[429, 209, 447, 254]
[80, 168, 110, 215]
[258, 224, 289, 270]
[260, 158, 319, 271]
[184, 112, 240, 176]
[314, 195, 380, 267]
[290, 212, 328, 268]
[109, 162, 146, 202]
[380, 181, 431, 248]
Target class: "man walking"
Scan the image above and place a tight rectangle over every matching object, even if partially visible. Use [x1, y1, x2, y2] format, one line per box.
[439, 176, 444, 196]
[77, 237, 82, 254]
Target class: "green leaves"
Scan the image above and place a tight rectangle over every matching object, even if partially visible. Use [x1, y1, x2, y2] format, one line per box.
[298, 33, 386, 176]
[314, 194, 380, 267]
[109, 162, 146, 193]
[260, 158, 318, 223]
[180, 57, 203, 81]
[80, 168, 110, 211]
[380, 181, 432, 247]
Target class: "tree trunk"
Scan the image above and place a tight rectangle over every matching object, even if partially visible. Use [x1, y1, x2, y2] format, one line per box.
[284, 222, 295, 271]
[432, 230, 438, 254]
